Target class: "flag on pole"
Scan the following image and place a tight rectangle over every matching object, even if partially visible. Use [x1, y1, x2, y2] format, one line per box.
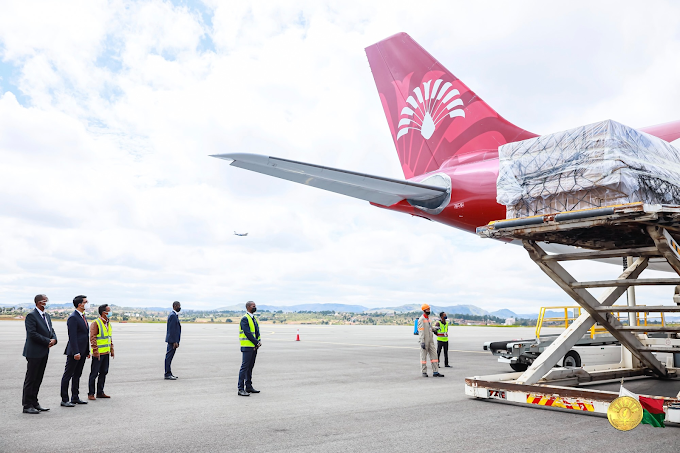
[619, 385, 666, 428]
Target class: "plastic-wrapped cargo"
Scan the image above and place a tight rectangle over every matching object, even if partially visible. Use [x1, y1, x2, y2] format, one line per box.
[496, 119, 680, 219]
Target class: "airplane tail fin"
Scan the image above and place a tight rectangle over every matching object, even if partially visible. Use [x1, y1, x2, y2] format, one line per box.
[365, 33, 537, 178]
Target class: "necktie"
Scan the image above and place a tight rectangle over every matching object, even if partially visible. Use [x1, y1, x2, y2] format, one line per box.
[82, 313, 87, 326]
[41, 312, 49, 329]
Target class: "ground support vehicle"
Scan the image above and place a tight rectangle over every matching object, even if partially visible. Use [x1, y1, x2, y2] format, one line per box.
[484, 306, 671, 371]
[467, 203, 680, 424]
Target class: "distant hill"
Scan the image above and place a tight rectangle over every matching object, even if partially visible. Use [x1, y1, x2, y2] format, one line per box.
[8, 301, 676, 322]
[376, 304, 490, 316]
[2, 301, 521, 317]
[490, 309, 519, 318]
[214, 303, 369, 313]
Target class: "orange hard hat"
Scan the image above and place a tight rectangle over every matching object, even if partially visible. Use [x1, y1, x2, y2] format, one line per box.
[421, 304, 430, 311]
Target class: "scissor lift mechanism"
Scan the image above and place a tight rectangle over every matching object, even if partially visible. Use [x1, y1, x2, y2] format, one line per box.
[466, 203, 680, 422]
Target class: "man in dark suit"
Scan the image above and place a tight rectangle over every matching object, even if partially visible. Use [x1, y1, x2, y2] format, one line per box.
[22, 294, 58, 414]
[164, 301, 181, 380]
[237, 301, 261, 397]
[60, 295, 91, 407]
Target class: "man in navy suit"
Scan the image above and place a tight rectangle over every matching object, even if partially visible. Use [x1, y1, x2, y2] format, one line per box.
[164, 301, 181, 380]
[60, 295, 91, 407]
[22, 294, 58, 414]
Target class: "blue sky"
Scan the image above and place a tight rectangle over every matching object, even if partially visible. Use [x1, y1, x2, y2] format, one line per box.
[1, 1, 680, 310]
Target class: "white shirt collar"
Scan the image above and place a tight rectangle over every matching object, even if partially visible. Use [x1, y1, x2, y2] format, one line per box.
[36, 307, 45, 316]
[173, 309, 180, 315]
[246, 311, 254, 318]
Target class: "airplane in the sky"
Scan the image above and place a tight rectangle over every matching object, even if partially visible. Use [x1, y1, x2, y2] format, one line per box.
[213, 33, 680, 267]
[234, 231, 248, 237]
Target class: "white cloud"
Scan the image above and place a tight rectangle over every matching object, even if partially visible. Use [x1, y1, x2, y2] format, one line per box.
[0, 0, 679, 312]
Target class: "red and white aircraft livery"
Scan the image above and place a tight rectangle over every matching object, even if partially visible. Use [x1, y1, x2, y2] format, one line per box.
[213, 33, 680, 239]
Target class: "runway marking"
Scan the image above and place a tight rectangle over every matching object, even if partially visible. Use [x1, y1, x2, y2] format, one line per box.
[181, 333, 487, 354]
[264, 338, 487, 354]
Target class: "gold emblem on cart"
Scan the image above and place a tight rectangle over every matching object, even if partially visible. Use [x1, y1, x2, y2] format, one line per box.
[607, 396, 643, 431]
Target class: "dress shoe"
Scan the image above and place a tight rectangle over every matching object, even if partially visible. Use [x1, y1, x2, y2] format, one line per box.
[444, 365, 452, 368]
[246, 388, 260, 393]
[72, 399, 88, 404]
[60, 401, 75, 407]
[238, 389, 250, 396]
[34, 405, 50, 411]
[88, 395, 96, 401]
[433, 372, 445, 377]
[96, 393, 111, 398]
[23, 407, 40, 414]
[422, 373, 428, 377]
[164, 375, 177, 380]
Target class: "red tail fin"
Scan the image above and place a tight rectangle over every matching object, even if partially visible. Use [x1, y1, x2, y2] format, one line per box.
[365, 33, 537, 178]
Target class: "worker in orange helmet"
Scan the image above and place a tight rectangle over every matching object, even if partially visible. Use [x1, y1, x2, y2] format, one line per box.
[418, 304, 444, 377]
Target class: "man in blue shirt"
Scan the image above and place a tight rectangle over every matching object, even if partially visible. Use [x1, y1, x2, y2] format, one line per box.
[164, 301, 181, 380]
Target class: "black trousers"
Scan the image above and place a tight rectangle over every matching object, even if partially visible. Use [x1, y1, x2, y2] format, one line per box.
[437, 341, 449, 367]
[22, 354, 49, 409]
[238, 348, 258, 390]
[88, 354, 110, 396]
[165, 343, 176, 377]
[61, 355, 87, 402]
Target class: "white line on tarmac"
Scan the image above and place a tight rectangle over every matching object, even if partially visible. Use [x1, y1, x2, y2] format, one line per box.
[185, 332, 487, 354]
[264, 338, 488, 354]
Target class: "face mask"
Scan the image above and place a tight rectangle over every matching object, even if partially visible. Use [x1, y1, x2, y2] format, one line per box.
[425, 311, 430, 315]
[176, 307, 181, 313]
[442, 317, 447, 321]
[251, 307, 257, 313]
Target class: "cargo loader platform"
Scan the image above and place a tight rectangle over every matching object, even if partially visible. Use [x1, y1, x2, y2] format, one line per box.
[467, 203, 680, 424]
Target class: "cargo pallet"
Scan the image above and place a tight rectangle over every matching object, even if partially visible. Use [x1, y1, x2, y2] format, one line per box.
[467, 203, 680, 424]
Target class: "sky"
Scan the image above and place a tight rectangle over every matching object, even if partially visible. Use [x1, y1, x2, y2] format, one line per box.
[1, 0, 680, 311]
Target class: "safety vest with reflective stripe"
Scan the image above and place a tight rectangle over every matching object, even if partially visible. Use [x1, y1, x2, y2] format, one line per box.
[239, 314, 260, 347]
[95, 318, 112, 353]
[436, 321, 448, 342]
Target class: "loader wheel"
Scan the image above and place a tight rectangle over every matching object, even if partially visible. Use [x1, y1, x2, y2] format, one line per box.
[563, 350, 581, 368]
[510, 363, 528, 372]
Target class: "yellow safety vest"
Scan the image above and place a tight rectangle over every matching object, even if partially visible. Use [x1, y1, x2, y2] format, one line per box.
[95, 318, 112, 353]
[239, 314, 260, 347]
[436, 321, 448, 342]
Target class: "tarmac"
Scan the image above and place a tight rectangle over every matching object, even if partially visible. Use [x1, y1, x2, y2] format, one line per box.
[1, 320, 679, 453]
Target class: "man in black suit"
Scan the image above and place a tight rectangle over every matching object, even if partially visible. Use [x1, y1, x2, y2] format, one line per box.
[164, 301, 181, 380]
[60, 295, 91, 407]
[22, 294, 58, 414]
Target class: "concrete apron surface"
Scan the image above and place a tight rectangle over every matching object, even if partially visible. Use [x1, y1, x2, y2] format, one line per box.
[1, 321, 679, 453]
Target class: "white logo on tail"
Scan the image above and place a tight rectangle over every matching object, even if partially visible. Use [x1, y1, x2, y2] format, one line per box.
[396, 79, 465, 140]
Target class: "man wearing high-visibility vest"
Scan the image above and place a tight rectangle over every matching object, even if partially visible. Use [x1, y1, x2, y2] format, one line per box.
[238, 301, 261, 397]
[87, 304, 114, 400]
[436, 311, 451, 368]
[418, 304, 444, 378]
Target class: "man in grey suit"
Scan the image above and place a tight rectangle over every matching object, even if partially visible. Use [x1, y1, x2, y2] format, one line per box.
[22, 294, 57, 414]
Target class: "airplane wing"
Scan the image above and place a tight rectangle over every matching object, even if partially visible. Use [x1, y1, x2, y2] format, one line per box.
[211, 153, 449, 207]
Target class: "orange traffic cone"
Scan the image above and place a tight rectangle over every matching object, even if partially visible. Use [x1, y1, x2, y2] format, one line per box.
[296, 329, 300, 341]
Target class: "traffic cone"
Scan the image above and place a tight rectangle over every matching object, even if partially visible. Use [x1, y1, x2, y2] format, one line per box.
[296, 329, 300, 341]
